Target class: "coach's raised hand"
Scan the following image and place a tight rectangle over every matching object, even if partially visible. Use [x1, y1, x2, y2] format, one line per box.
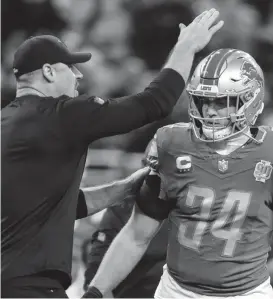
[178, 8, 224, 53]
[164, 8, 224, 82]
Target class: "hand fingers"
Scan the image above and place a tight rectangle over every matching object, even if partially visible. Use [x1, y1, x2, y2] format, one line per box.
[200, 9, 220, 28]
[129, 167, 151, 193]
[207, 8, 217, 19]
[178, 23, 187, 40]
[130, 167, 151, 184]
[179, 23, 186, 31]
[192, 10, 208, 24]
[177, 23, 186, 39]
[209, 20, 224, 36]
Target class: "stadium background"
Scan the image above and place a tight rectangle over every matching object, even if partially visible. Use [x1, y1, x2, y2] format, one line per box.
[2, 0, 273, 297]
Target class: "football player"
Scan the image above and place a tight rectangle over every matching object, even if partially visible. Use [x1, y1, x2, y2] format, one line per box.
[83, 49, 273, 299]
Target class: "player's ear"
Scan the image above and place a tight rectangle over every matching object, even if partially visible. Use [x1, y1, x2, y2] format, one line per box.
[42, 64, 56, 83]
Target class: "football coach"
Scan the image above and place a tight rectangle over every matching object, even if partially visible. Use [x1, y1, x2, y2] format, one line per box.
[1, 9, 223, 298]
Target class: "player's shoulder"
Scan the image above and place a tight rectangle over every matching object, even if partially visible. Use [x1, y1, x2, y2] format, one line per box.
[156, 122, 192, 146]
[157, 122, 192, 136]
[159, 122, 191, 131]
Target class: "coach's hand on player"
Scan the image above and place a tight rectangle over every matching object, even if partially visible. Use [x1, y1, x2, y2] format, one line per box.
[82, 167, 151, 216]
[177, 8, 224, 53]
[120, 166, 151, 201]
[108, 167, 151, 206]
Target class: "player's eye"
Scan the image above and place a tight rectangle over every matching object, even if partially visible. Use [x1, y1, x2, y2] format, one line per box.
[200, 97, 211, 106]
[217, 98, 226, 106]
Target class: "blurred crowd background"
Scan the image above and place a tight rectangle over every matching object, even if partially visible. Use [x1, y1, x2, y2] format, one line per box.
[2, 0, 273, 297]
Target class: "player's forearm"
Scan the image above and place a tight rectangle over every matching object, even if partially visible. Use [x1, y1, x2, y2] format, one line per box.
[84, 230, 119, 288]
[82, 180, 127, 216]
[164, 42, 195, 83]
[88, 227, 150, 295]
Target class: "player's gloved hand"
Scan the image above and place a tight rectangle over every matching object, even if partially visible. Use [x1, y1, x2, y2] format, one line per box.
[177, 8, 224, 53]
[82, 286, 102, 298]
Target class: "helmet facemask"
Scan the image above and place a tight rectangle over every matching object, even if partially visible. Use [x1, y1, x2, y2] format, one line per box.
[186, 49, 265, 143]
[189, 93, 243, 142]
[188, 87, 264, 142]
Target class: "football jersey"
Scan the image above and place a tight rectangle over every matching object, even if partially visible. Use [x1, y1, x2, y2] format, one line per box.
[154, 123, 273, 296]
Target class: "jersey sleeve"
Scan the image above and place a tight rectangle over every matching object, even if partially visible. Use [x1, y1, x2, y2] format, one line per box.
[143, 136, 159, 172]
[136, 136, 175, 220]
[262, 126, 273, 210]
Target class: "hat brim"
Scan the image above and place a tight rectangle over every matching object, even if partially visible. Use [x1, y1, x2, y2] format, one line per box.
[66, 52, 92, 64]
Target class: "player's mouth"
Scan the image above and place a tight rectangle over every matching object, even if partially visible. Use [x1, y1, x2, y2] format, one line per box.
[204, 120, 223, 127]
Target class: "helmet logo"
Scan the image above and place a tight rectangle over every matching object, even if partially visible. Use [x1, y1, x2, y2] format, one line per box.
[241, 61, 263, 88]
[200, 85, 212, 91]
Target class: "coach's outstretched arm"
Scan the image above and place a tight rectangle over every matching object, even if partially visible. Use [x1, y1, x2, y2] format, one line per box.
[59, 9, 224, 142]
[95, 8, 224, 136]
[81, 167, 150, 216]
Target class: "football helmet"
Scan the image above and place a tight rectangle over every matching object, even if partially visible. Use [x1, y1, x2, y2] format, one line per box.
[186, 48, 264, 142]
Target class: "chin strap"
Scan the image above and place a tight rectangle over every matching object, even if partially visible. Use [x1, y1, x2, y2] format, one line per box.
[241, 127, 267, 144]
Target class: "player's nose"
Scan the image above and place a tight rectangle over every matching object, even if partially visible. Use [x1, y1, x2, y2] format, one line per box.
[204, 102, 217, 117]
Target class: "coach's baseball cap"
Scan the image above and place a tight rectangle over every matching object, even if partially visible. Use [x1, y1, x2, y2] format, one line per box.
[13, 35, 92, 77]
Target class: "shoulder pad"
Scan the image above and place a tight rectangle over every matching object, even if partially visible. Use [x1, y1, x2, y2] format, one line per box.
[144, 138, 159, 172]
[157, 122, 191, 136]
[156, 122, 191, 149]
[160, 122, 191, 130]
